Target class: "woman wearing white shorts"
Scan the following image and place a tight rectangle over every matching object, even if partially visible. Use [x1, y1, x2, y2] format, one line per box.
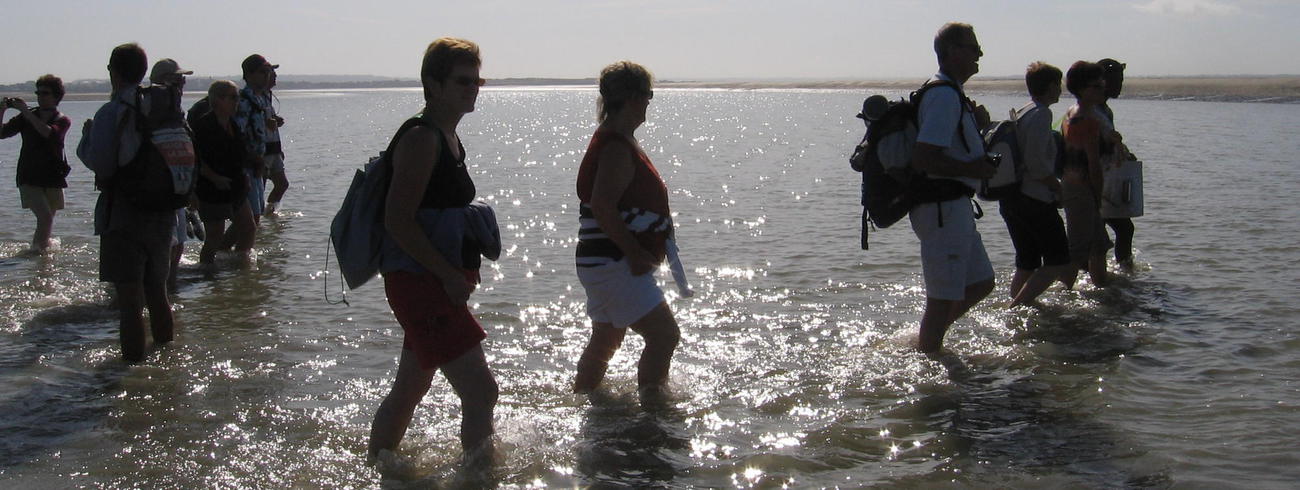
[572, 61, 682, 396]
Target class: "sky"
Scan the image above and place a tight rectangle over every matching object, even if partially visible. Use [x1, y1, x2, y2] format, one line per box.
[2, 0, 1297, 85]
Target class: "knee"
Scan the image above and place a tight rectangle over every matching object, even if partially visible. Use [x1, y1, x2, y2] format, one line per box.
[465, 373, 499, 411]
[647, 322, 681, 351]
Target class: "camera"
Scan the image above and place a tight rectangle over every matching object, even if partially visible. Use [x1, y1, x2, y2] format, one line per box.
[987, 151, 1003, 166]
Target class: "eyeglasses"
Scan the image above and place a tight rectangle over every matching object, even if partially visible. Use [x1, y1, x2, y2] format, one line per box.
[450, 76, 487, 87]
[35, 90, 55, 96]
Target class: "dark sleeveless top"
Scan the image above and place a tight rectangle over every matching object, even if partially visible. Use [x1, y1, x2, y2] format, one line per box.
[392, 119, 479, 268]
[419, 128, 475, 209]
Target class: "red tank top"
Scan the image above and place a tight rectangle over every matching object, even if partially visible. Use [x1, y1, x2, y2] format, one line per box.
[575, 130, 672, 261]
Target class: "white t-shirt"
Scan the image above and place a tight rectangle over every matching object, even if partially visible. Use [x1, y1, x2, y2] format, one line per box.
[915, 73, 985, 191]
[1016, 102, 1058, 203]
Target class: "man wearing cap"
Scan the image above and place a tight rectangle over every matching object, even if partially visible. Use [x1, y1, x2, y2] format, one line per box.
[149, 58, 196, 291]
[232, 53, 275, 224]
[1096, 58, 1137, 270]
[232, 54, 282, 225]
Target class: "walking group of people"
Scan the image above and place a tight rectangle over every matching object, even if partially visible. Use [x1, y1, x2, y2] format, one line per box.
[907, 23, 1139, 354]
[365, 38, 684, 470]
[3, 43, 295, 362]
[3, 22, 1142, 475]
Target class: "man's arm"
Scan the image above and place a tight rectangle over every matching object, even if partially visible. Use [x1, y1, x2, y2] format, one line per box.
[910, 86, 995, 179]
[912, 143, 994, 179]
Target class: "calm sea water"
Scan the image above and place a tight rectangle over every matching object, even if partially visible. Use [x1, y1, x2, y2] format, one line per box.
[1, 87, 1297, 488]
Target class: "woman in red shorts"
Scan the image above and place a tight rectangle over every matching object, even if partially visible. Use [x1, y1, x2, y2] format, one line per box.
[367, 37, 497, 469]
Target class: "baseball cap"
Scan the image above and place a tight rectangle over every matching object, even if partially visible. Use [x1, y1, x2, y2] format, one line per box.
[242, 54, 280, 75]
[149, 58, 193, 84]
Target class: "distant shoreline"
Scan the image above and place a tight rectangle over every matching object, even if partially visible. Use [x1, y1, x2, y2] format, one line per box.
[657, 76, 1300, 103]
[8, 76, 1297, 104]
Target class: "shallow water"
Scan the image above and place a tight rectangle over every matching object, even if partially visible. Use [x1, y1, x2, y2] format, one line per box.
[1, 88, 1297, 488]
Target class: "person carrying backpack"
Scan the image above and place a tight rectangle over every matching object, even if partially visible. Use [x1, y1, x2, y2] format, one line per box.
[366, 37, 499, 474]
[997, 62, 1072, 306]
[908, 23, 997, 353]
[76, 43, 178, 364]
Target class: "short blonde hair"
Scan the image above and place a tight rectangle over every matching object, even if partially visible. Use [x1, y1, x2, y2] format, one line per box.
[421, 37, 481, 100]
[597, 61, 653, 122]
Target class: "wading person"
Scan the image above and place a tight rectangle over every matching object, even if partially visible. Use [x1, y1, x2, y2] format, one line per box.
[908, 22, 997, 353]
[1060, 61, 1113, 289]
[147, 58, 196, 289]
[367, 37, 499, 471]
[1097, 57, 1137, 271]
[262, 67, 289, 216]
[572, 61, 685, 396]
[76, 43, 176, 363]
[999, 62, 1071, 306]
[1, 75, 72, 254]
[230, 54, 276, 231]
[192, 80, 255, 272]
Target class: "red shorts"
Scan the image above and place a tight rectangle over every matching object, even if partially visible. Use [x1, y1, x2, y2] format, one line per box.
[383, 269, 486, 370]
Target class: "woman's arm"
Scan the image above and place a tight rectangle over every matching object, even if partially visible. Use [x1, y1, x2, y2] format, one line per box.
[1085, 118, 1105, 203]
[8, 99, 53, 139]
[384, 125, 472, 302]
[589, 140, 658, 276]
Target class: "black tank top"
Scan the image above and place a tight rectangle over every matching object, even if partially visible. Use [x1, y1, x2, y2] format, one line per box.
[395, 121, 479, 268]
[419, 129, 475, 209]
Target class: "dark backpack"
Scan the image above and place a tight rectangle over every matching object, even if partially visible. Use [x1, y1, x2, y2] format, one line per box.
[113, 85, 197, 211]
[849, 80, 974, 249]
[329, 115, 431, 290]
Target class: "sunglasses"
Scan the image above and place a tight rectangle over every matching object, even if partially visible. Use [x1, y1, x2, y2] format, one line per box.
[450, 76, 487, 87]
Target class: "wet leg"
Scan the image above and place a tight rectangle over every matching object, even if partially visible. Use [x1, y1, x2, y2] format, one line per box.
[573, 322, 627, 393]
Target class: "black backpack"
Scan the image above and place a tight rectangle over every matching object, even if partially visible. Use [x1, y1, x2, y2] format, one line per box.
[850, 80, 974, 249]
[113, 85, 197, 211]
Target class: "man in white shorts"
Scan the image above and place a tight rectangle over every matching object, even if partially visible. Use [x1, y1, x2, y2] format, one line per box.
[908, 22, 998, 353]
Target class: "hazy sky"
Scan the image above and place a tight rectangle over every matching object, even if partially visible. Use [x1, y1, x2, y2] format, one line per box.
[3, 0, 1296, 84]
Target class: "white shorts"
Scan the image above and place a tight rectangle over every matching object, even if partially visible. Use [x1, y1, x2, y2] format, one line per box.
[577, 259, 665, 328]
[909, 198, 994, 301]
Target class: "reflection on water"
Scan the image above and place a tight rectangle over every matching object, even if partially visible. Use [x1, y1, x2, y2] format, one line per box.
[1, 89, 1298, 487]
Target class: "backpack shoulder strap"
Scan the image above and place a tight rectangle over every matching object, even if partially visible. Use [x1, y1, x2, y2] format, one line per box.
[912, 78, 972, 153]
[383, 115, 434, 158]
